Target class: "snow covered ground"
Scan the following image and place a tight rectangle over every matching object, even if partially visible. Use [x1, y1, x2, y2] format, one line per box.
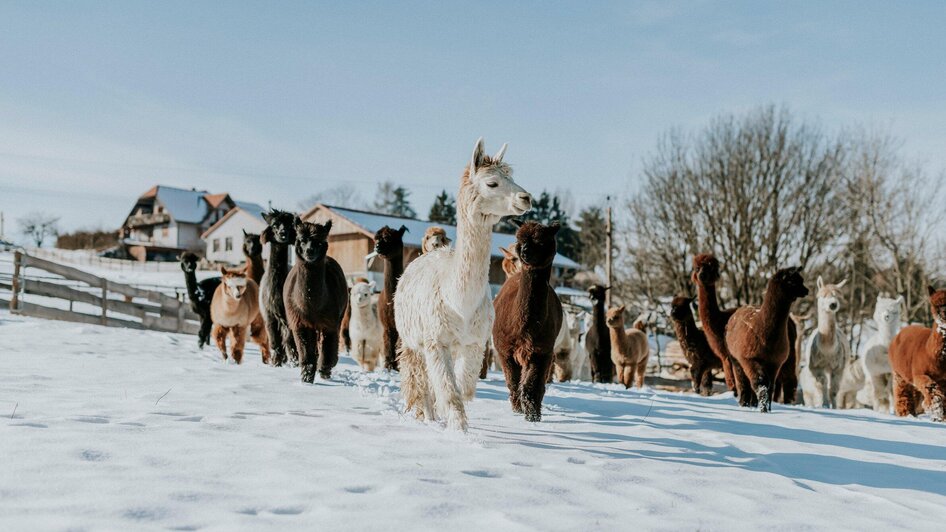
[2, 311, 945, 531]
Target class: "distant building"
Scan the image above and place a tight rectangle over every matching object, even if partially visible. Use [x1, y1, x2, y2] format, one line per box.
[201, 203, 268, 265]
[300, 203, 581, 292]
[119, 185, 258, 262]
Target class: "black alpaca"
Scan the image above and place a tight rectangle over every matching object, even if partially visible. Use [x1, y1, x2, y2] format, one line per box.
[375, 225, 407, 372]
[242, 229, 264, 284]
[259, 209, 299, 367]
[179, 252, 221, 349]
[585, 284, 613, 383]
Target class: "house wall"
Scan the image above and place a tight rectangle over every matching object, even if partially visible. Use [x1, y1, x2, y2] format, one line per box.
[177, 223, 204, 252]
[328, 234, 373, 277]
[203, 210, 268, 265]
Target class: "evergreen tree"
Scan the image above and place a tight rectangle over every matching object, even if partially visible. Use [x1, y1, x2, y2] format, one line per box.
[390, 186, 416, 218]
[428, 190, 457, 225]
[575, 206, 608, 271]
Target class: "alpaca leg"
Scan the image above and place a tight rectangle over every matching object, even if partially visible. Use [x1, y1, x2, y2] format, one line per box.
[212, 324, 228, 361]
[230, 326, 247, 364]
[383, 329, 399, 372]
[500, 355, 523, 414]
[893, 373, 918, 417]
[622, 365, 634, 389]
[424, 346, 467, 431]
[869, 373, 889, 413]
[520, 354, 553, 422]
[731, 361, 756, 407]
[721, 356, 736, 395]
[457, 344, 486, 402]
[689, 360, 703, 394]
[317, 330, 340, 379]
[479, 343, 490, 379]
[198, 310, 213, 349]
[397, 344, 433, 420]
[915, 376, 945, 422]
[293, 328, 319, 383]
[699, 366, 715, 396]
[264, 317, 286, 367]
[778, 363, 798, 405]
[280, 318, 300, 367]
[635, 358, 648, 388]
[250, 316, 270, 365]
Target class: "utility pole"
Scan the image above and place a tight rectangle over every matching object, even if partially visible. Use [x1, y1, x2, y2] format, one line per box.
[0, 211, 4, 239]
[605, 195, 612, 308]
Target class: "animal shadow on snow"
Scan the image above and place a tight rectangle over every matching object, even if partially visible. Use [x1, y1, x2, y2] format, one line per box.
[495, 384, 946, 496]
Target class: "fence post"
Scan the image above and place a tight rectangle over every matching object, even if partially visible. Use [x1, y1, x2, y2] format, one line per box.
[101, 279, 108, 326]
[176, 303, 185, 333]
[10, 250, 22, 311]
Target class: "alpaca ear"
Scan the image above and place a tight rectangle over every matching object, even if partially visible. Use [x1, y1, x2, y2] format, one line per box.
[262, 211, 272, 224]
[242, 229, 248, 236]
[508, 217, 524, 228]
[928, 285, 937, 297]
[499, 246, 514, 260]
[817, 276, 824, 290]
[219, 266, 227, 276]
[325, 219, 333, 233]
[260, 226, 272, 245]
[471, 137, 485, 174]
[836, 278, 848, 289]
[293, 215, 303, 230]
[494, 143, 508, 162]
[895, 295, 904, 305]
[368, 280, 376, 291]
[548, 221, 562, 234]
[618, 305, 626, 313]
[398, 225, 408, 236]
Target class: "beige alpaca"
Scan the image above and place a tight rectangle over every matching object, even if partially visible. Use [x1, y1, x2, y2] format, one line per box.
[606, 305, 650, 388]
[394, 138, 532, 431]
[422, 227, 452, 254]
[348, 281, 382, 371]
[210, 267, 269, 364]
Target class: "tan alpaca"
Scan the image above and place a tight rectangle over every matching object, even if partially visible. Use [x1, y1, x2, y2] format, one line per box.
[210, 267, 269, 364]
[422, 227, 451, 253]
[606, 306, 650, 388]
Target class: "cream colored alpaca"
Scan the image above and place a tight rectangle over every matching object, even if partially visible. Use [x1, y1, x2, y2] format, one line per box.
[348, 281, 382, 371]
[800, 277, 849, 408]
[422, 227, 451, 254]
[606, 306, 650, 388]
[210, 267, 269, 364]
[395, 138, 532, 431]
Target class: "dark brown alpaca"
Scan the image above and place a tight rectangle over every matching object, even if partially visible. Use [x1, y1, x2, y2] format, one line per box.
[259, 210, 298, 367]
[241, 230, 264, 284]
[493, 222, 563, 421]
[888, 286, 946, 421]
[284, 218, 349, 382]
[773, 323, 799, 404]
[375, 225, 407, 372]
[725, 267, 808, 412]
[585, 284, 613, 383]
[669, 296, 722, 396]
[691, 254, 747, 403]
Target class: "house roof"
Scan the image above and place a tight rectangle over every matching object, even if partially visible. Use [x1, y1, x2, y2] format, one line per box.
[203, 193, 231, 209]
[150, 186, 212, 224]
[201, 202, 267, 239]
[304, 204, 581, 270]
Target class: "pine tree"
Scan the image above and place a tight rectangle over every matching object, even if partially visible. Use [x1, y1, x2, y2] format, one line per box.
[575, 206, 608, 271]
[390, 187, 417, 218]
[428, 190, 457, 225]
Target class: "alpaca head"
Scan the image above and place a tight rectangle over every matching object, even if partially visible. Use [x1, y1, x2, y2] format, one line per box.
[669, 296, 695, 322]
[692, 254, 721, 286]
[261, 209, 297, 245]
[499, 246, 522, 277]
[422, 226, 451, 253]
[927, 286, 946, 329]
[873, 294, 903, 328]
[605, 305, 627, 328]
[771, 267, 809, 301]
[220, 267, 249, 301]
[374, 225, 407, 258]
[242, 230, 262, 257]
[514, 221, 560, 270]
[588, 284, 608, 304]
[461, 138, 532, 222]
[179, 252, 199, 273]
[816, 276, 847, 314]
[293, 218, 332, 263]
[350, 281, 375, 309]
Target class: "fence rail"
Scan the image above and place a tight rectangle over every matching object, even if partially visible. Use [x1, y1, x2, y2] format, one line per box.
[29, 248, 185, 273]
[6, 251, 199, 335]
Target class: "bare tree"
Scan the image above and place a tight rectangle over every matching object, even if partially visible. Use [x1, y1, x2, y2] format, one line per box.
[298, 184, 366, 211]
[18, 212, 60, 248]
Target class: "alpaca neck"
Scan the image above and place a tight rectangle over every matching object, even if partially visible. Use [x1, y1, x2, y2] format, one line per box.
[696, 281, 723, 324]
[383, 251, 403, 294]
[928, 325, 946, 361]
[672, 315, 699, 351]
[515, 266, 552, 327]
[219, 292, 245, 314]
[817, 308, 838, 347]
[448, 204, 494, 314]
[296, 257, 327, 293]
[609, 322, 628, 350]
[183, 270, 200, 300]
[266, 242, 290, 280]
[245, 253, 264, 284]
[758, 285, 793, 333]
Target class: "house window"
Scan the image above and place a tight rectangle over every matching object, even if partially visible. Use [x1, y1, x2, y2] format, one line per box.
[225, 237, 233, 251]
[213, 239, 220, 252]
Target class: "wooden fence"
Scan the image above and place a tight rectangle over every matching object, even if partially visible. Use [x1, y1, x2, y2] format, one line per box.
[3, 251, 200, 334]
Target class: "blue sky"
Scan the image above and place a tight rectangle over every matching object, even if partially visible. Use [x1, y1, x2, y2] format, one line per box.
[1, 1, 944, 233]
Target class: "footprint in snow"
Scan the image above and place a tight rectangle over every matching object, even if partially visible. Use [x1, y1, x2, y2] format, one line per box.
[74, 416, 109, 424]
[12, 422, 47, 428]
[461, 470, 501, 478]
[343, 486, 374, 494]
[567, 457, 586, 465]
[80, 449, 108, 462]
[269, 506, 304, 515]
[176, 416, 203, 422]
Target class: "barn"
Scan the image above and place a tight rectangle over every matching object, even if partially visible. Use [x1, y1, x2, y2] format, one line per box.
[300, 204, 580, 291]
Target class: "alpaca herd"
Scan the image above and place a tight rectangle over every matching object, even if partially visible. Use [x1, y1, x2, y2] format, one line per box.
[175, 137, 946, 431]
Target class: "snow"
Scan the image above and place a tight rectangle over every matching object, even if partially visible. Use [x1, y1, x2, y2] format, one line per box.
[2, 311, 946, 531]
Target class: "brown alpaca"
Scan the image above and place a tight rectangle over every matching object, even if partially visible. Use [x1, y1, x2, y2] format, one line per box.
[375, 225, 407, 371]
[669, 296, 722, 395]
[606, 306, 650, 389]
[284, 218, 349, 382]
[773, 320, 800, 404]
[210, 267, 270, 364]
[888, 286, 946, 421]
[691, 254, 748, 403]
[725, 267, 808, 412]
[493, 222, 563, 421]
[585, 284, 613, 383]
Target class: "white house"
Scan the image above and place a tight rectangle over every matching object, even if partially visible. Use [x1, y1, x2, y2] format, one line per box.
[201, 203, 268, 265]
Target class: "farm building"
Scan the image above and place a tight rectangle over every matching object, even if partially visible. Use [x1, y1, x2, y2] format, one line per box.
[300, 204, 581, 290]
[118, 185, 262, 262]
[200, 203, 268, 265]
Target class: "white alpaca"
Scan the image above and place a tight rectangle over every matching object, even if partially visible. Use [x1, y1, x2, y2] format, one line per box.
[394, 138, 532, 430]
[551, 316, 574, 381]
[859, 295, 902, 413]
[800, 277, 850, 408]
[570, 310, 592, 381]
[348, 281, 382, 371]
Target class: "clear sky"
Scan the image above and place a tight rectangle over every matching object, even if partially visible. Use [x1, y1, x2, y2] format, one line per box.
[1, 1, 944, 234]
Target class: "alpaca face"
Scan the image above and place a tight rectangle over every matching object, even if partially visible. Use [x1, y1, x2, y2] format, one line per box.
[669, 296, 694, 321]
[692, 254, 720, 286]
[816, 276, 846, 314]
[588, 284, 608, 303]
[468, 138, 532, 219]
[928, 287, 946, 328]
[294, 220, 332, 263]
[605, 306, 626, 328]
[242, 231, 262, 257]
[350, 282, 374, 309]
[374, 225, 407, 257]
[179, 252, 198, 273]
[223, 274, 248, 300]
[873, 295, 902, 327]
[422, 227, 451, 253]
[499, 246, 522, 277]
[263, 210, 297, 245]
[515, 221, 559, 270]
[774, 267, 809, 300]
